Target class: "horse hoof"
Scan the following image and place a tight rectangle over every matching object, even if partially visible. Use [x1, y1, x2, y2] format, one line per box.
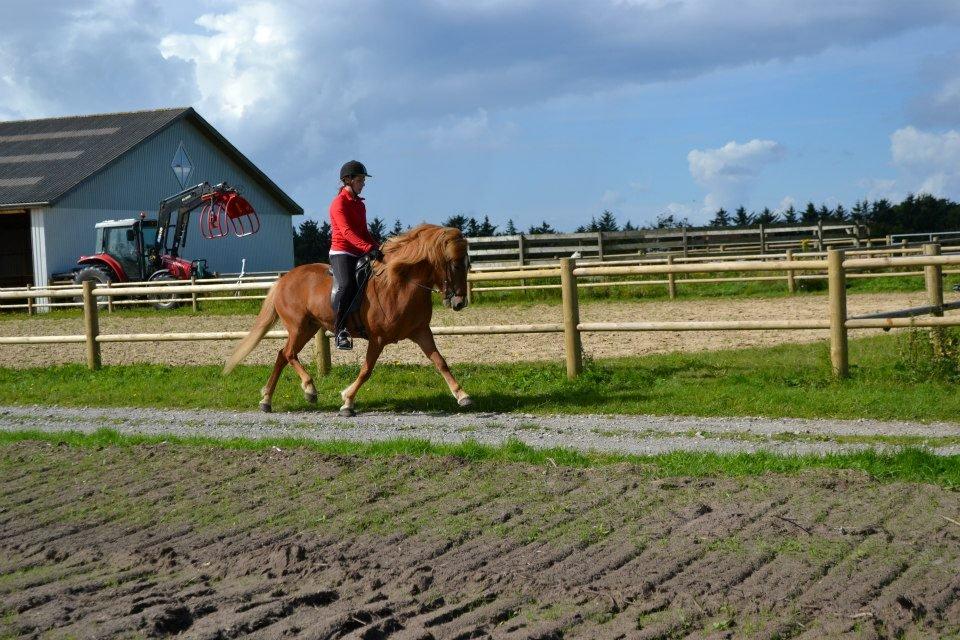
[304, 392, 318, 404]
[259, 402, 272, 413]
[458, 396, 474, 408]
[339, 407, 356, 418]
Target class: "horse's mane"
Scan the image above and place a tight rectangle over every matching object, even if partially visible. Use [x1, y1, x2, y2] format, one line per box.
[382, 223, 467, 285]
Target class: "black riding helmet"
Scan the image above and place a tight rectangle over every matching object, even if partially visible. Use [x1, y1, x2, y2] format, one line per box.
[340, 160, 372, 180]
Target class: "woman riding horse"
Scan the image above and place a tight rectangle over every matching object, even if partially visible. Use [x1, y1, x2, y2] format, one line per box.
[223, 223, 472, 416]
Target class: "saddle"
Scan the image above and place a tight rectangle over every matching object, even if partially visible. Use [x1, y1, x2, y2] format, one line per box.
[328, 258, 376, 339]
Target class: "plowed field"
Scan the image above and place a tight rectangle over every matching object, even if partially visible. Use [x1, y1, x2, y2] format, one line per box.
[2, 442, 959, 638]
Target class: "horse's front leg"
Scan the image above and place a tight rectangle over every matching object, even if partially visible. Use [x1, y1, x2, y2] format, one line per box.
[411, 328, 472, 407]
[339, 338, 385, 417]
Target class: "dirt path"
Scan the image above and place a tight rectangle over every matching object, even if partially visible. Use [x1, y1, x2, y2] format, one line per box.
[2, 442, 959, 638]
[0, 292, 934, 368]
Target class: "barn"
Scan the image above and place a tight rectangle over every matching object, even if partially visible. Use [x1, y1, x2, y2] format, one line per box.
[0, 107, 302, 288]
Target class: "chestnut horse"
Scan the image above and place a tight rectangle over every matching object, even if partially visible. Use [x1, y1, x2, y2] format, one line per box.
[223, 224, 471, 415]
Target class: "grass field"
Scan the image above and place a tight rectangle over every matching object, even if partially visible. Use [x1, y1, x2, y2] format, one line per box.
[0, 331, 957, 421]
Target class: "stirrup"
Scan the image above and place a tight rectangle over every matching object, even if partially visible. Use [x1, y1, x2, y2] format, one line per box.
[335, 330, 353, 351]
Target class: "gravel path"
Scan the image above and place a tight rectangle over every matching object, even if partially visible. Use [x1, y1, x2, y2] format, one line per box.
[0, 291, 937, 368]
[4, 404, 959, 456]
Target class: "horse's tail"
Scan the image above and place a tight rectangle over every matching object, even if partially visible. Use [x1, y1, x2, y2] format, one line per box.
[223, 284, 279, 375]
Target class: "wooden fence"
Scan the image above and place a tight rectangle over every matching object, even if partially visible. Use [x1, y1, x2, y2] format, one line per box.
[467, 222, 869, 267]
[1, 244, 959, 381]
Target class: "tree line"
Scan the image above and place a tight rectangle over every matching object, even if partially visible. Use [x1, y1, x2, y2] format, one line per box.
[294, 194, 960, 265]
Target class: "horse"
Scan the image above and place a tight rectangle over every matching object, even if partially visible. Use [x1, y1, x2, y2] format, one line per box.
[223, 223, 472, 416]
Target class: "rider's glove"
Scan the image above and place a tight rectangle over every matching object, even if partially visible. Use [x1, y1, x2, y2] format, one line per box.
[368, 248, 384, 262]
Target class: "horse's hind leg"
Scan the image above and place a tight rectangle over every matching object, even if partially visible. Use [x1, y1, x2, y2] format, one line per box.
[339, 339, 384, 417]
[411, 328, 472, 407]
[284, 323, 320, 404]
[260, 349, 288, 412]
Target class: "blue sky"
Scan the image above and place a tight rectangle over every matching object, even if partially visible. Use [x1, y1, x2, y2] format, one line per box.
[3, 1, 960, 232]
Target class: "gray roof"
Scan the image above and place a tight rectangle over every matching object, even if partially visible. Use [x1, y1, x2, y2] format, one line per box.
[0, 107, 302, 215]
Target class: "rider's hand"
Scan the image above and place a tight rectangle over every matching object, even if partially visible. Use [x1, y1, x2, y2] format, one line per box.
[368, 248, 384, 262]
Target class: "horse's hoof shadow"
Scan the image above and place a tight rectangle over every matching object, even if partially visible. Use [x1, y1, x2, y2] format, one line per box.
[458, 397, 474, 408]
[339, 408, 356, 418]
[304, 392, 318, 404]
[259, 403, 272, 413]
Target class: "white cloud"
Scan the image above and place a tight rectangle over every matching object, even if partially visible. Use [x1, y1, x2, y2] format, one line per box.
[687, 139, 785, 214]
[890, 126, 960, 197]
[778, 195, 796, 211]
[425, 108, 517, 150]
[600, 189, 624, 207]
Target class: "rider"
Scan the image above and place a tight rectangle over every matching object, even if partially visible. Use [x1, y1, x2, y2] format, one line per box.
[329, 160, 383, 350]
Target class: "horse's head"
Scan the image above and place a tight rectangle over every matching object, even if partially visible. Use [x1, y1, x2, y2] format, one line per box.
[382, 223, 471, 310]
[439, 227, 470, 311]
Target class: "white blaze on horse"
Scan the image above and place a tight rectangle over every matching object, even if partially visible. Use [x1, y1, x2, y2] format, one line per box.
[223, 224, 472, 416]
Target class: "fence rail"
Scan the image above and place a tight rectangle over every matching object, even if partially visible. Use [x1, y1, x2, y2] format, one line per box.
[2, 244, 959, 380]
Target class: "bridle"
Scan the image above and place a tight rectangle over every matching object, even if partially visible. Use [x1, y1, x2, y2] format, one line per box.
[386, 254, 469, 305]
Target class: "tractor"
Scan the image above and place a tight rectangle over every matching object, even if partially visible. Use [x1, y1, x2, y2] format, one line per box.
[63, 182, 259, 309]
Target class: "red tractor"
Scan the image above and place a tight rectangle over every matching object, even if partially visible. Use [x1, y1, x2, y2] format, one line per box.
[63, 182, 259, 309]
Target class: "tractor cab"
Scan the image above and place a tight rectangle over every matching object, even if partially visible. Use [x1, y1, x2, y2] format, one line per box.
[93, 218, 159, 281]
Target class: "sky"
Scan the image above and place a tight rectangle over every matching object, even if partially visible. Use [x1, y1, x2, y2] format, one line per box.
[3, 0, 960, 232]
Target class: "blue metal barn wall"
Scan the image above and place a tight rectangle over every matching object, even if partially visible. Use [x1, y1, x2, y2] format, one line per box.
[44, 118, 296, 277]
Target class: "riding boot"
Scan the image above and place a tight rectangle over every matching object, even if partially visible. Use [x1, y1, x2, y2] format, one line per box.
[334, 310, 353, 350]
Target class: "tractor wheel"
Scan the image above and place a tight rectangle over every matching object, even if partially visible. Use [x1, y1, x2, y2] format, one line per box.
[148, 271, 181, 310]
[73, 265, 114, 309]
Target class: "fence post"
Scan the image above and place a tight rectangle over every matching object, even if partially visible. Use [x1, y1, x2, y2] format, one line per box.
[827, 249, 848, 378]
[759, 224, 766, 254]
[817, 220, 825, 252]
[597, 231, 605, 261]
[681, 227, 689, 258]
[923, 243, 944, 356]
[901, 238, 908, 256]
[559, 258, 582, 380]
[82, 280, 101, 371]
[667, 255, 677, 300]
[26, 285, 33, 316]
[785, 249, 796, 294]
[517, 234, 526, 266]
[466, 279, 473, 306]
[314, 331, 332, 376]
[106, 282, 113, 313]
[190, 276, 198, 312]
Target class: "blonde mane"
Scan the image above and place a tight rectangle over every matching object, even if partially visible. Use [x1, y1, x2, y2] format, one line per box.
[382, 223, 467, 285]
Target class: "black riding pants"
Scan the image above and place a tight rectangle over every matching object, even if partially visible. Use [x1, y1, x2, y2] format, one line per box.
[331, 253, 360, 336]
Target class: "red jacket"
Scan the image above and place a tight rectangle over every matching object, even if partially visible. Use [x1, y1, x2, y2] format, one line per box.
[329, 188, 378, 255]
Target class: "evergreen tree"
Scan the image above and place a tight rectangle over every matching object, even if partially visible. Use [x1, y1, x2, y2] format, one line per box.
[293, 219, 331, 265]
[801, 202, 818, 224]
[833, 204, 848, 222]
[368, 217, 386, 244]
[623, 220, 636, 231]
[465, 217, 481, 237]
[850, 200, 868, 224]
[709, 208, 731, 227]
[756, 207, 778, 225]
[733, 206, 755, 227]
[478, 215, 497, 236]
[389, 219, 404, 237]
[528, 220, 556, 234]
[597, 210, 619, 232]
[782, 205, 799, 224]
[442, 214, 469, 231]
[504, 219, 517, 235]
[652, 213, 689, 229]
[818, 205, 831, 222]
[577, 216, 598, 233]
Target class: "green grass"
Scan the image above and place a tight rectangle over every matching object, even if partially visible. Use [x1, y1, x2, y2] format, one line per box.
[3, 428, 960, 486]
[1, 331, 958, 421]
